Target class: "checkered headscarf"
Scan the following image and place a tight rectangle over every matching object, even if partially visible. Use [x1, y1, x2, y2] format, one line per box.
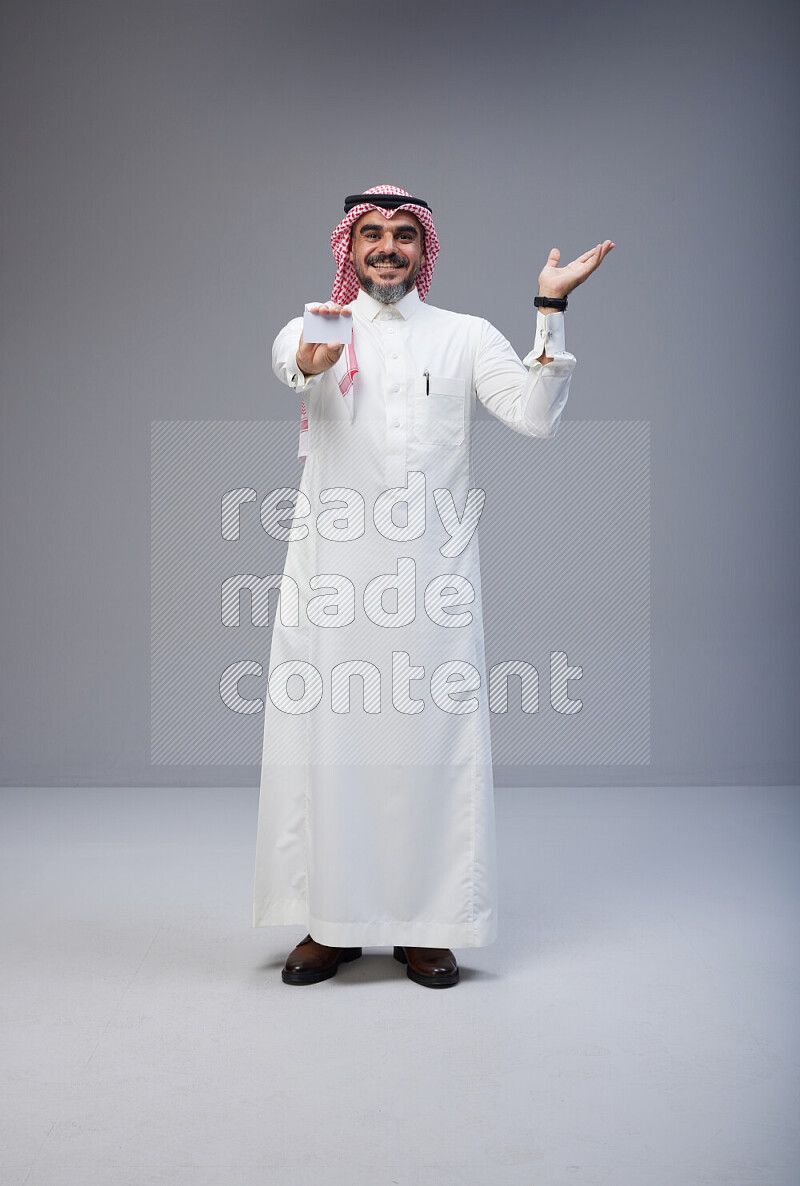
[298, 184, 440, 461]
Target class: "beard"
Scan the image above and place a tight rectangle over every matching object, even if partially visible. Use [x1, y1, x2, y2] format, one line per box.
[353, 252, 421, 304]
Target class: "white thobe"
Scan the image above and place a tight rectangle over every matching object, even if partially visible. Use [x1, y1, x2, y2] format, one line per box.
[252, 285, 576, 948]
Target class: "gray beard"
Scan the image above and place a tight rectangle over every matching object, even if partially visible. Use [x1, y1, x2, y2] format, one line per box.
[360, 275, 415, 304]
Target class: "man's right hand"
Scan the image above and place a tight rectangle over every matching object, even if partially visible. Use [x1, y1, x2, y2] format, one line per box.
[296, 302, 352, 378]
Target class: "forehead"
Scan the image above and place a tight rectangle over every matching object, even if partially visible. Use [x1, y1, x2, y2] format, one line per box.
[351, 208, 423, 236]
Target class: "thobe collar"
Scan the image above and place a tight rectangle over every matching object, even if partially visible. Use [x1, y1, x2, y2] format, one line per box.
[353, 285, 422, 322]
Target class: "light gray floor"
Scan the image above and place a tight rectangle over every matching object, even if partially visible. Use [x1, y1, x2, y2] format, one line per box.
[1, 785, 798, 1186]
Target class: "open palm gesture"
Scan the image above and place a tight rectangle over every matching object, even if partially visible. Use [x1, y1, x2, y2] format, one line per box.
[538, 240, 615, 301]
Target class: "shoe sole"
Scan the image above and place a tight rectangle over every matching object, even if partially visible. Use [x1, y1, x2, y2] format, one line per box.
[393, 946, 459, 988]
[281, 947, 363, 985]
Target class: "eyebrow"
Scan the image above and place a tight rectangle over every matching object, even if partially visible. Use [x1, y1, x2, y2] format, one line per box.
[356, 222, 420, 237]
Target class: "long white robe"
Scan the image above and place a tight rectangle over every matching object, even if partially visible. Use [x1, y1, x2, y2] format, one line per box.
[252, 285, 575, 947]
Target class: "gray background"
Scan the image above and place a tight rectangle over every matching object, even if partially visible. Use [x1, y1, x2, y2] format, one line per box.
[1, 0, 797, 787]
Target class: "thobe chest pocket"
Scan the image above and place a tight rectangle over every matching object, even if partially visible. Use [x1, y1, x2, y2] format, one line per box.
[411, 375, 467, 447]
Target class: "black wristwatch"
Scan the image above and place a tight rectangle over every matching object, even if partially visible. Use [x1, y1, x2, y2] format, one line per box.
[534, 295, 568, 311]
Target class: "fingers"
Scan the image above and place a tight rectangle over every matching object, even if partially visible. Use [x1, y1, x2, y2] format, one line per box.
[307, 302, 352, 316]
[584, 241, 615, 263]
[587, 241, 615, 270]
[296, 339, 345, 376]
[551, 241, 616, 273]
[571, 241, 616, 274]
[586, 245, 603, 270]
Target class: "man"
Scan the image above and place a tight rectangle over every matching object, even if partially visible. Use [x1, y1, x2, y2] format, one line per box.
[253, 184, 614, 988]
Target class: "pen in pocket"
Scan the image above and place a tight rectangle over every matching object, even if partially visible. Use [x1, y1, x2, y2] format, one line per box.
[423, 369, 430, 396]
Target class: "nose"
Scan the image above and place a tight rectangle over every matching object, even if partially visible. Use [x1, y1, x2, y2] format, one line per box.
[379, 231, 400, 254]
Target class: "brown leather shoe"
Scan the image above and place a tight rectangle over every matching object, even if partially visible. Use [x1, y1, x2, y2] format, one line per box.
[282, 933, 363, 985]
[393, 945, 459, 988]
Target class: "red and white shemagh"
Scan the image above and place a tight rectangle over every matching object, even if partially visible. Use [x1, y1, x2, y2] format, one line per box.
[297, 184, 440, 461]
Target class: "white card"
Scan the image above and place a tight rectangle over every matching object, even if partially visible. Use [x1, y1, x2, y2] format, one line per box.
[303, 307, 352, 345]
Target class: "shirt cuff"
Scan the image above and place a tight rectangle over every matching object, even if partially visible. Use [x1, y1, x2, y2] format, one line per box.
[287, 359, 323, 392]
[522, 310, 566, 366]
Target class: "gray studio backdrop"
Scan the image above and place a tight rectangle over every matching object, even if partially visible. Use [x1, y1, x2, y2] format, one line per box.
[1, 0, 797, 786]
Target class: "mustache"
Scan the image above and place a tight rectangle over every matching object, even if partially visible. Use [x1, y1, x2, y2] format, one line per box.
[365, 253, 408, 268]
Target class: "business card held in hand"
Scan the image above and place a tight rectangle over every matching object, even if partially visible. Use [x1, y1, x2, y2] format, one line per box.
[303, 306, 352, 345]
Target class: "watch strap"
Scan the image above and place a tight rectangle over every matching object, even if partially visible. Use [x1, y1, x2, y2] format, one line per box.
[534, 295, 568, 311]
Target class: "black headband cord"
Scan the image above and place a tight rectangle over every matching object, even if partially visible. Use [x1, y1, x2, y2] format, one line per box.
[343, 193, 432, 215]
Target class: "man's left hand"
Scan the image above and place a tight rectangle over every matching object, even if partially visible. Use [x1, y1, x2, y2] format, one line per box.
[537, 240, 615, 301]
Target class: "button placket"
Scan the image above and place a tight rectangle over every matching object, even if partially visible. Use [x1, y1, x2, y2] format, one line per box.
[381, 315, 406, 486]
